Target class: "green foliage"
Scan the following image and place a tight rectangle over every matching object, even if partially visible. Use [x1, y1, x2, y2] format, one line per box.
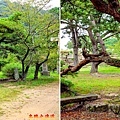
[0, 0, 59, 80]
[49, 7, 59, 18]
[105, 37, 118, 47]
[61, 60, 65, 67]
[61, 78, 77, 98]
[61, 78, 73, 88]
[61, 0, 120, 54]
[2, 62, 21, 77]
[0, 72, 7, 78]
[65, 40, 73, 49]
[8, 12, 22, 22]
[112, 41, 120, 56]
[0, 16, 25, 35]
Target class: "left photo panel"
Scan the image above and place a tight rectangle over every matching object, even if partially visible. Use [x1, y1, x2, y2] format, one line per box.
[0, 0, 60, 120]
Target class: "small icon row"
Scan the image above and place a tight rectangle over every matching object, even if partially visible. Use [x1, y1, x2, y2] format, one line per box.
[29, 114, 55, 118]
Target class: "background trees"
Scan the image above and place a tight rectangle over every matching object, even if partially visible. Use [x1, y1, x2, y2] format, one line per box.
[61, 0, 120, 75]
[0, 0, 59, 80]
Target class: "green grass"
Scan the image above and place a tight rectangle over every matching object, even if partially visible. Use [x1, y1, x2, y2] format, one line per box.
[63, 64, 120, 96]
[12, 71, 59, 88]
[99, 64, 120, 74]
[0, 85, 20, 102]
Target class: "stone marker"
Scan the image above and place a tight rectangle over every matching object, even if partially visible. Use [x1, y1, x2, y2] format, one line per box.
[41, 63, 50, 76]
[14, 68, 19, 80]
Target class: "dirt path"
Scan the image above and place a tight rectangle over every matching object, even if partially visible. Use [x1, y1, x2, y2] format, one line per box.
[0, 82, 59, 120]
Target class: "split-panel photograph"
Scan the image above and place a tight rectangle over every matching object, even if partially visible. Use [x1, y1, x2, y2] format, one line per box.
[0, 0, 120, 120]
[60, 0, 120, 120]
[0, 0, 59, 119]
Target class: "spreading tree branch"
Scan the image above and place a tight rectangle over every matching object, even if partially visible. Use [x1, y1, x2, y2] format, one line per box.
[90, 0, 120, 22]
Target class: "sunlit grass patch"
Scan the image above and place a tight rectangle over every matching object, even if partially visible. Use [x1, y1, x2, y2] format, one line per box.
[0, 85, 20, 102]
[13, 73, 58, 88]
[64, 64, 120, 95]
[99, 64, 120, 74]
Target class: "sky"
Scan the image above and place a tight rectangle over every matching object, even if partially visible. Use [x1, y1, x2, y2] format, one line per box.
[47, 0, 60, 8]
[10, 0, 60, 8]
[60, 23, 70, 50]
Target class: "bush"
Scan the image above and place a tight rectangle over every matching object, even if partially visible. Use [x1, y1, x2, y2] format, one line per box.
[2, 62, 21, 77]
[61, 78, 73, 93]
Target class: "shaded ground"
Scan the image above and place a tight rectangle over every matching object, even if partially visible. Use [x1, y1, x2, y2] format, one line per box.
[61, 94, 120, 120]
[0, 82, 59, 120]
[61, 110, 120, 120]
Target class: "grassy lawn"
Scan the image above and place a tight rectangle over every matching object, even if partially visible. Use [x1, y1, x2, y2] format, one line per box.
[0, 71, 58, 102]
[13, 72, 59, 87]
[0, 85, 20, 102]
[63, 64, 120, 96]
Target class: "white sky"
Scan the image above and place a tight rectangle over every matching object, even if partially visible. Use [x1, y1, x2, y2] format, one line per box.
[60, 23, 70, 50]
[10, 0, 60, 8]
[60, 32, 69, 50]
[47, 0, 60, 8]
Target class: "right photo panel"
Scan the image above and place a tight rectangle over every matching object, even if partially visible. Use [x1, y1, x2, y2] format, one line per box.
[60, 0, 120, 119]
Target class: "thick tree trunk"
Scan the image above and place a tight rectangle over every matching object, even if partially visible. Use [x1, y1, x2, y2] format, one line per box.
[21, 47, 30, 80]
[34, 63, 41, 80]
[87, 28, 100, 73]
[22, 65, 30, 80]
[33, 52, 50, 80]
[73, 46, 78, 66]
[90, 62, 100, 73]
[70, 20, 78, 66]
[104, 56, 120, 67]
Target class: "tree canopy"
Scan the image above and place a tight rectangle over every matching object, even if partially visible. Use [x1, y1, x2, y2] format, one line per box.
[0, 0, 59, 80]
[61, 0, 120, 76]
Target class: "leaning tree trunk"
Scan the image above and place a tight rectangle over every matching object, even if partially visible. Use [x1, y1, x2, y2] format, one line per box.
[61, 50, 120, 76]
[103, 56, 120, 67]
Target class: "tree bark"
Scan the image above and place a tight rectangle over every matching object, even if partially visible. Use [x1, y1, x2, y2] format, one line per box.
[22, 65, 30, 80]
[90, 62, 100, 73]
[70, 20, 79, 66]
[61, 51, 120, 76]
[90, 0, 120, 22]
[87, 28, 100, 73]
[33, 51, 50, 80]
[34, 63, 40, 80]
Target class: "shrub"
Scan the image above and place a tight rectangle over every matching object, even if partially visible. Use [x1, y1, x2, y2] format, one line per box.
[61, 78, 73, 93]
[2, 62, 21, 77]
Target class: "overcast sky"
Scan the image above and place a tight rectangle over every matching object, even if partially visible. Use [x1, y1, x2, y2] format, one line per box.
[11, 0, 60, 8]
[47, 0, 60, 8]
